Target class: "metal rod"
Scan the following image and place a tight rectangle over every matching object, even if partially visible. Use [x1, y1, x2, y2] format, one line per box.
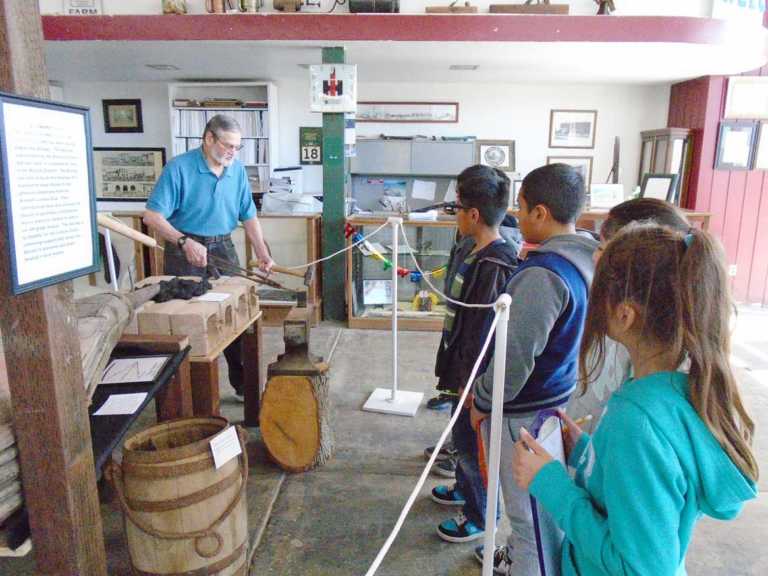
[482, 293, 512, 576]
[207, 254, 288, 290]
[103, 229, 119, 291]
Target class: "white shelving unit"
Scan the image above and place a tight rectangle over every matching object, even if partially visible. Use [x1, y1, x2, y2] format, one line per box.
[168, 82, 279, 193]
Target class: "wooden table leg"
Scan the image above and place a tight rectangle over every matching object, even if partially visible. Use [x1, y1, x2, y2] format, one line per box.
[242, 314, 263, 427]
[190, 359, 220, 417]
[155, 354, 193, 421]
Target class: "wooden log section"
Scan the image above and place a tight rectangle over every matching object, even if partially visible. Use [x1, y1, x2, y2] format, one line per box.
[260, 373, 332, 472]
[259, 319, 333, 472]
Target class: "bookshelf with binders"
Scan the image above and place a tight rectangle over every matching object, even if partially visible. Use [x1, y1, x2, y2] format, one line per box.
[168, 82, 279, 193]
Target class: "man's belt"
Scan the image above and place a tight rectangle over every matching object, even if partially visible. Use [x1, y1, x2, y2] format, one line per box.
[181, 232, 232, 245]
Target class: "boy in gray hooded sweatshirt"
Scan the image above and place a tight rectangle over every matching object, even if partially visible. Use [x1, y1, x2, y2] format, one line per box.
[471, 163, 597, 575]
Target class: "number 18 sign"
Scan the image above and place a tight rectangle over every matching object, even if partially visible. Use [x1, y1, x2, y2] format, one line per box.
[300, 127, 323, 166]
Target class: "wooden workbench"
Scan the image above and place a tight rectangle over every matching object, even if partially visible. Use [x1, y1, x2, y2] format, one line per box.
[188, 311, 264, 427]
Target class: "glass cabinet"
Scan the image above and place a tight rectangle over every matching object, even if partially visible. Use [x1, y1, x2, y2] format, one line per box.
[345, 217, 458, 331]
[638, 128, 692, 206]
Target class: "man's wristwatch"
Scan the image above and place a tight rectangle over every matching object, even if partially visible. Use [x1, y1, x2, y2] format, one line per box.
[177, 235, 188, 248]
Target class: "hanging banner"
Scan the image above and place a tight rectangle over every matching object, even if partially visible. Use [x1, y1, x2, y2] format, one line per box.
[299, 127, 323, 165]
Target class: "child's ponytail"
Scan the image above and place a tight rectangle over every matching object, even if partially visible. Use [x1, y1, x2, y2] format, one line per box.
[679, 230, 759, 481]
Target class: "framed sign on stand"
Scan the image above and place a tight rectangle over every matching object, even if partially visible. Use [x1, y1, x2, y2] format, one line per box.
[0, 91, 99, 294]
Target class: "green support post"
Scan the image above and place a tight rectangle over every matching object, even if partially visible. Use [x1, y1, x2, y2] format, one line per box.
[321, 47, 347, 321]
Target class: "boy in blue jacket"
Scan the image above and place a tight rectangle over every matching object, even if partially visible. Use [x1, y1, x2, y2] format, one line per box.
[429, 165, 520, 545]
[471, 163, 597, 575]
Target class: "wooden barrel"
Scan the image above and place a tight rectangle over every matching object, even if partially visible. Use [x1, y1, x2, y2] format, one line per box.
[108, 417, 248, 576]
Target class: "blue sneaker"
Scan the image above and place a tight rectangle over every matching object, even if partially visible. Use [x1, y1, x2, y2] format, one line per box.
[430, 485, 466, 506]
[437, 511, 484, 543]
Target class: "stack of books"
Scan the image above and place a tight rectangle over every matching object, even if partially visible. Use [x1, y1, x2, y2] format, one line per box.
[173, 98, 199, 107]
[200, 98, 242, 108]
[242, 100, 268, 109]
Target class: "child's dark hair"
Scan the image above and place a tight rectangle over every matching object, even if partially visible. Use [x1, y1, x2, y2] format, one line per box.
[580, 224, 759, 481]
[456, 164, 510, 227]
[601, 198, 689, 241]
[521, 163, 585, 224]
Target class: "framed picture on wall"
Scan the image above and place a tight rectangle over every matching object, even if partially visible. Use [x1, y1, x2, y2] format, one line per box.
[355, 102, 459, 123]
[102, 99, 143, 133]
[546, 156, 593, 189]
[715, 121, 757, 171]
[476, 140, 515, 171]
[723, 77, 768, 120]
[753, 121, 768, 170]
[548, 109, 597, 149]
[93, 147, 166, 201]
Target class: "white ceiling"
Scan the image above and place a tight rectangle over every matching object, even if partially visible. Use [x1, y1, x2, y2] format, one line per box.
[45, 37, 768, 85]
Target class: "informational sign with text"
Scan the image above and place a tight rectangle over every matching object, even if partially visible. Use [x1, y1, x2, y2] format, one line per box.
[0, 92, 98, 294]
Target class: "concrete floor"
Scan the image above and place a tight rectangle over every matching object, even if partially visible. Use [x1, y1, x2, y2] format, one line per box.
[1, 308, 766, 575]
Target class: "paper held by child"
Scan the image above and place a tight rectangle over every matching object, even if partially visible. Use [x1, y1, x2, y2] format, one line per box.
[529, 411, 566, 576]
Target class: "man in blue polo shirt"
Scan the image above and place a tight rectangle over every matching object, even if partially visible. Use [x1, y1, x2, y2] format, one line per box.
[143, 114, 273, 399]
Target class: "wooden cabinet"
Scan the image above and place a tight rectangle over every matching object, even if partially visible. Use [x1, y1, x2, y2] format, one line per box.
[638, 128, 692, 206]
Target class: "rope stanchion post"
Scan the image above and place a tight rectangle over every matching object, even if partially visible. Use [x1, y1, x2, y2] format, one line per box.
[481, 293, 512, 576]
[389, 216, 400, 401]
[362, 218, 423, 417]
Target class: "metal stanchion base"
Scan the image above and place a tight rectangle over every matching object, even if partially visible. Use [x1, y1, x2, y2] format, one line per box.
[362, 388, 423, 417]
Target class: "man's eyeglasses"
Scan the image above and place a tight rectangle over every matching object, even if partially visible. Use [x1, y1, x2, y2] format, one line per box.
[212, 133, 244, 152]
[442, 201, 469, 215]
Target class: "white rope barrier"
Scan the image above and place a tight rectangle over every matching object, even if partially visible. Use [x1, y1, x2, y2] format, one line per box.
[398, 225, 496, 309]
[364, 294, 511, 576]
[282, 221, 390, 270]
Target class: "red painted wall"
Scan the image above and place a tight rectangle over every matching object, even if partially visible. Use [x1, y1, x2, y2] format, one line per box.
[669, 65, 768, 305]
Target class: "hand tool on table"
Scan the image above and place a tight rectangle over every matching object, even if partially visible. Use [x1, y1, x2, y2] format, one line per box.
[206, 253, 289, 290]
[96, 213, 289, 290]
[249, 259, 315, 289]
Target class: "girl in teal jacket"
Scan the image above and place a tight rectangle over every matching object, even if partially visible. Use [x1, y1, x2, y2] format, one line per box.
[512, 224, 759, 575]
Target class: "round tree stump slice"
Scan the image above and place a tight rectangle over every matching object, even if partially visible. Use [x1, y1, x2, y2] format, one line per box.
[260, 373, 333, 472]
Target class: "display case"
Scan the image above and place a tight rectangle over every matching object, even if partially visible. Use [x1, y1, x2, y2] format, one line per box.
[638, 128, 692, 206]
[346, 216, 457, 331]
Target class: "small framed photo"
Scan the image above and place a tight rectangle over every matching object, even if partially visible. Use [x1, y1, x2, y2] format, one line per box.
[476, 140, 515, 172]
[640, 173, 679, 203]
[102, 99, 143, 133]
[546, 156, 593, 189]
[549, 109, 598, 149]
[754, 121, 768, 171]
[589, 184, 625, 210]
[715, 121, 758, 171]
[93, 147, 166, 201]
